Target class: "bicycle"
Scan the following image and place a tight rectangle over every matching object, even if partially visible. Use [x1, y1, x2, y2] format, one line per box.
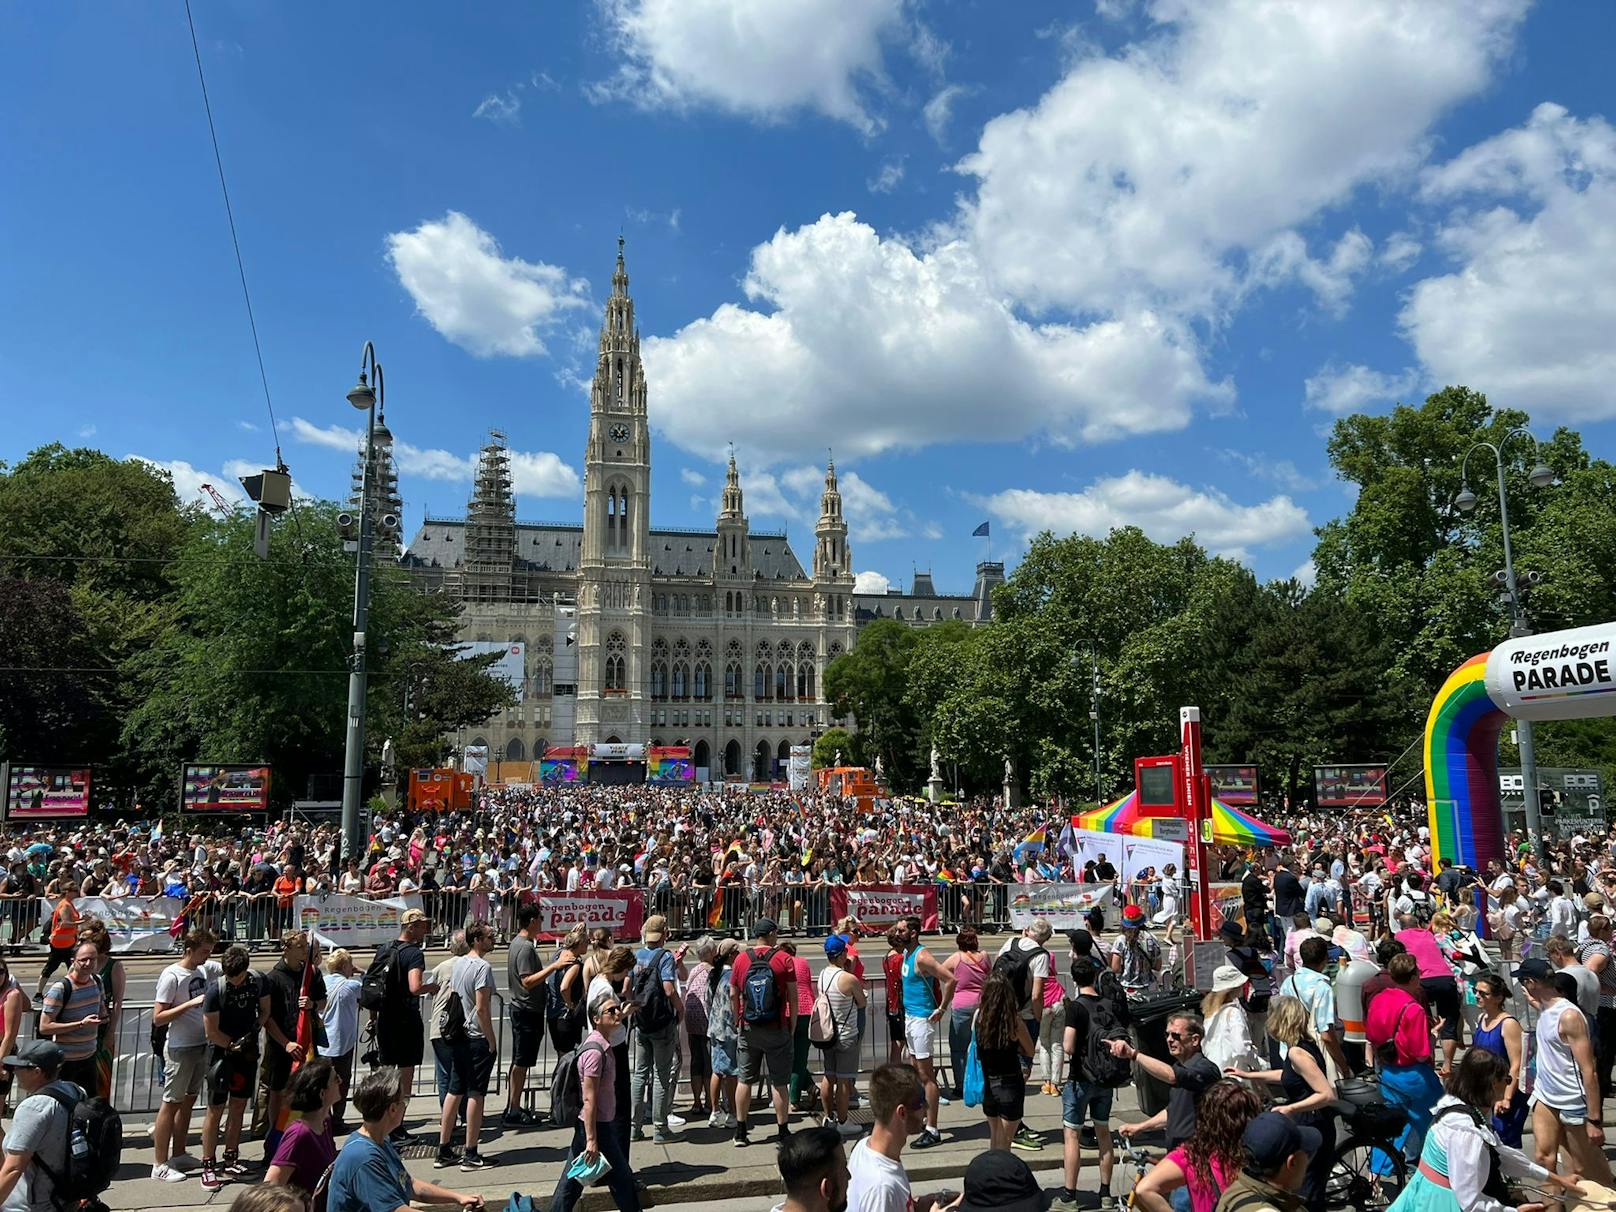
[1117, 1134, 1156, 1212]
[1322, 1085, 1408, 1212]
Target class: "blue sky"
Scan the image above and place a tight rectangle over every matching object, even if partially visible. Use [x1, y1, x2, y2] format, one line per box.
[4, 1, 1615, 595]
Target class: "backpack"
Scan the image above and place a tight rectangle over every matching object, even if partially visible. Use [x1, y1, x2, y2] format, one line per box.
[546, 957, 585, 1025]
[629, 949, 676, 1033]
[992, 943, 1047, 1007]
[550, 1039, 607, 1124]
[1405, 889, 1434, 925]
[1093, 966, 1132, 1025]
[36, 1085, 120, 1209]
[437, 986, 468, 1044]
[359, 943, 399, 1013]
[740, 947, 783, 1025]
[807, 971, 841, 1050]
[1077, 994, 1132, 1088]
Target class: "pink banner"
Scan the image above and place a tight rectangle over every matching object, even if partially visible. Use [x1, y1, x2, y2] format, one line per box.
[520, 888, 645, 942]
[829, 884, 939, 931]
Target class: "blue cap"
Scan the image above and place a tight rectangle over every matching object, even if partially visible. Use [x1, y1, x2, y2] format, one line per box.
[824, 935, 848, 957]
[1242, 1111, 1322, 1170]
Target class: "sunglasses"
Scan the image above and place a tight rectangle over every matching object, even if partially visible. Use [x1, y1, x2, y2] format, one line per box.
[1166, 1031, 1197, 1042]
[600, 1005, 623, 1016]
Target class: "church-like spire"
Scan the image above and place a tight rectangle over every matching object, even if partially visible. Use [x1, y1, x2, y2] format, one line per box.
[819, 454, 842, 522]
[719, 447, 745, 519]
[592, 237, 643, 414]
[611, 234, 629, 296]
[813, 453, 849, 580]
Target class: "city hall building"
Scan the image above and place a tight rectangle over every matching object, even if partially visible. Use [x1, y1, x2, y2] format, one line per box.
[390, 242, 1004, 781]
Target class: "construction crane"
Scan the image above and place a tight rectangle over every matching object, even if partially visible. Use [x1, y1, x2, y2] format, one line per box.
[199, 483, 232, 515]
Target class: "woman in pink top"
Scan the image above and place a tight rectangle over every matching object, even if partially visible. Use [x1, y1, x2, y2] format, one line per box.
[1133, 1081, 1261, 1212]
[940, 928, 991, 1100]
[782, 941, 817, 1109]
[1037, 949, 1067, 1093]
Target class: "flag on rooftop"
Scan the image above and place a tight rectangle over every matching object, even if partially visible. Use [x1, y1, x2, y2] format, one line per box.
[972, 521, 990, 537]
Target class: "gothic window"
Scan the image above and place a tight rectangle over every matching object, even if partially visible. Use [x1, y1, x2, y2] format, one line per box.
[615, 358, 624, 404]
[605, 630, 627, 692]
[505, 738, 525, 761]
[650, 664, 666, 699]
[696, 638, 713, 658]
[755, 664, 767, 699]
[727, 639, 743, 658]
[796, 664, 808, 699]
[672, 663, 688, 698]
[695, 662, 710, 699]
[775, 663, 789, 699]
[804, 663, 815, 699]
[725, 662, 741, 698]
[534, 663, 553, 696]
[828, 642, 843, 659]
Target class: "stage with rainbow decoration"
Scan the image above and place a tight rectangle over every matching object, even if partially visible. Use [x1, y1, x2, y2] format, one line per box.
[1072, 789, 1292, 847]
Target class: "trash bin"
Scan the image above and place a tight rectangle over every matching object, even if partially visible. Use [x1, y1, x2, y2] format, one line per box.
[1128, 990, 1205, 1117]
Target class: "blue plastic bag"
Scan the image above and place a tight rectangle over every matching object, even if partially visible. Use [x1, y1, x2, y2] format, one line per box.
[962, 1032, 984, 1108]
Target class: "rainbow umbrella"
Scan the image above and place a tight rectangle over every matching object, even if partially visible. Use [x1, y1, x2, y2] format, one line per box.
[1071, 791, 1291, 847]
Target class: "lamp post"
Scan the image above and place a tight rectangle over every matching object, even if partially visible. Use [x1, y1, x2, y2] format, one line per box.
[1073, 645, 1103, 804]
[1455, 428, 1555, 861]
[339, 342, 383, 870]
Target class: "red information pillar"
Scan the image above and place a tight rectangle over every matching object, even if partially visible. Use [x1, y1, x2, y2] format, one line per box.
[1179, 707, 1213, 938]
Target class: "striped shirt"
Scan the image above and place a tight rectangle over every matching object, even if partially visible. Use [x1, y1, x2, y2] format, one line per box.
[42, 976, 104, 1061]
[1577, 939, 1616, 1009]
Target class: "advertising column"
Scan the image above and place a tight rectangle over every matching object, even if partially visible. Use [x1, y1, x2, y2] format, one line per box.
[1179, 707, 1212, 937]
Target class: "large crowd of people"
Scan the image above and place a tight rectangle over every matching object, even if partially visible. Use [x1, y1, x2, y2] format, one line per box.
[0, 784, 1614, 1212]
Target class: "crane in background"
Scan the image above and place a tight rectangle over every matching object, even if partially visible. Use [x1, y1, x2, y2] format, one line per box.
[199, 483, 232, 515]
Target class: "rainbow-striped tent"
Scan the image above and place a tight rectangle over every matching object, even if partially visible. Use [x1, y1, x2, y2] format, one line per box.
[1072, 790, 1291, 847]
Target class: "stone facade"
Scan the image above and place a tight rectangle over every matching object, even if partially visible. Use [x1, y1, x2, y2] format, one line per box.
[398, 241, 1000, 780]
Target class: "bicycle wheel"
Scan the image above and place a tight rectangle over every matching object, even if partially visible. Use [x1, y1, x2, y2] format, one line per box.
[1324, 1135, 1406, 1212]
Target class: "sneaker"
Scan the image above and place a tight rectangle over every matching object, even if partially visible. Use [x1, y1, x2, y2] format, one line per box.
[632, 1125, 648, 1142]
[460, 1151, 494, 1171]
[721, 1112, 738, 1129]
[937, 1093, 951, 1105]
[734, 1127, 750, 1147]
[1011, 1129, 1044, 1152]
[151, 1163, 188, 1183]
[200, 1161, 224, 1192]
[1049, 1194, 1082, 1212]
[221, 1152, 251, 1178]
[500, 1108, 533, 1127]
[1099, 1195, 1118, 1211]
[433, 1147, 458, 1170]
[653, 1127, 678, 1144]
[387, 1128, 418, 1148]
[707, 1112, 725, 1129]
[774, 1123, 792, 1142]
[912, 1127, 943, 1150]
[667, 1112, 686, 1128]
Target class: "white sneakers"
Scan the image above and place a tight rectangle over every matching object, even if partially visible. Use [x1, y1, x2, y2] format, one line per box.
[707, 1111, 738, 1129]
[151, 1163, 188, 1183]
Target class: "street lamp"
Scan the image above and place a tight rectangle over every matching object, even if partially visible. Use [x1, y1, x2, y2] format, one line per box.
[1456, 427, 1555, 859]
[339, 342, 383, 870]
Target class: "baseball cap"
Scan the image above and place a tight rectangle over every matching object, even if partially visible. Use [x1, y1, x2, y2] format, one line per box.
[1242, 1110, 1323, 1170]
[1065, 928, 1093, 953]
[1513, 958, 1554, 983]
[400, 908, 428, 926]
[958, 1148, 1042, 1212]
[642, 915, 667, 944]
[4, 1040, 64, 1070]
[824, 935, 848, 958]
[753, 918, 780, 938]
[1121, 904, 1146, 927]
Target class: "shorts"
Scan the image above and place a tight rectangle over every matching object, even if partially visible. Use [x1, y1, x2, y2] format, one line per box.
[821, 1037, 861, 1080]
[983, 1073, 1026, 1122]
[377, 1014, 425, 1067]
[1530, 1092, 1587, 1126]
[263, 1043, 293, 1093]
[435, 1036, 496, 1097]
[206, 1049, 260, 1107]
[510, 1007, 542, 1069]
[162, 1043, 208, 1103]
[711, 1037, 738, 1077]
[739, 1024, 792, 1086]
[1421, 976, 1462, 1041]
[1063, 1079, 1115, 1129]
[904, 1015, 935, 1061]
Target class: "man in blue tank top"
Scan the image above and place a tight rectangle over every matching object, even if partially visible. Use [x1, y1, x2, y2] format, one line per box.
[897, 915, 954, 1150]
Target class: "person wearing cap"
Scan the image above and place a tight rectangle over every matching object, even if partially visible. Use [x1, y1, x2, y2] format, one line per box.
[1110, 903, 1161, 993]
[1514, 956, 1612, 1183]
[955, 1148, 1040, 1212]
[0, 1040, 77, 1212]
[629, 914, 685, 1144]
[730, 918, 797, 1146]
[816, 933, 866, 1135]
[777, 1123, 853, 1212]
[1213, 1110, 1323, 1212]
[371, 907, 437, 1145]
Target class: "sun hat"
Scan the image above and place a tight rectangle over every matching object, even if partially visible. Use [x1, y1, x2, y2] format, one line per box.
[1121, 904, 1146, 927]
[1210, 964, 1249, 993]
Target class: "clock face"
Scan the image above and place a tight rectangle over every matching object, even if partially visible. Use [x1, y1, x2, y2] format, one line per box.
[609, 423, 630, 443]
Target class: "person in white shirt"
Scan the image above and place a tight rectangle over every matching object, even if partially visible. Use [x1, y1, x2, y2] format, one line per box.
[1547, 882, 1578, 939]
[319, 949, 363, 1134]
[151, 927, 220, 1180]
[847, 1064, 934, 1212]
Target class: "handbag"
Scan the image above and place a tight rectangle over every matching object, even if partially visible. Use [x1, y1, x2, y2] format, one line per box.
[962, 1032, 984, 1108]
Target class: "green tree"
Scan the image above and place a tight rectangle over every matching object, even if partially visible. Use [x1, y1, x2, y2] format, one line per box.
[824, 619, 920, 786]
[811, 727, 860, 769]
[0, 578, 117, 763]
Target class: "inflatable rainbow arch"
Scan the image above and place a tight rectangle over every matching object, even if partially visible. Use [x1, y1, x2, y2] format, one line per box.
[1424, 622, 1616, 869]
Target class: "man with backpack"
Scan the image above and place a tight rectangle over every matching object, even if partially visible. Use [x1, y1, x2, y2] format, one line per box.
[200, 944, 269, 1190]
[549, 991, 643, 1212]
[0, 1040, 115, 1212]
[629, 915, 684, 1144]
[995, 918, 1052, 1151]
[435, 922, 497, 1172]
[1051, 957, 1128, 1212]
[729, 918, 798, 1147]
[365, 907, 437, 1146]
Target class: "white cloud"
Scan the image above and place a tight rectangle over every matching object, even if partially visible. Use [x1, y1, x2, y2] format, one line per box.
[509, 451, 582, 498]
[839, 469, 906, 542]
[78, 425, 97, 438]
[923, 83, 969, 145]
[679, 467, 706, 487]
[921, 522, 943, 541]
[854, 570, 891, 594]
[1380, 231, 1423, 273]
[958, 0, 1526, 317]
[734, 468, 797, 520]
[1249, 228, 1373, 315]
[286, 416, 578, 498]
[1291, 558, 1318, 587]
[867, 157, 906, 195]
[590, 0, 906, 134]
[626, 204, 682, 232]
[1218, 449, 1318, 493]
[1302, 363, 1423, 414]
[129, 456, 246, 508]
[644, 212, 1230, 463]
[1402, 103, 1616, 422]
[236, 419, 259, 433]
[473, 92, 522, 124]
[980, 471, 1311, 563]
[385, 212, 590, 358]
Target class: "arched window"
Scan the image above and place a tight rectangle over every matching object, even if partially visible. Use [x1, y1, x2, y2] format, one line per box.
[694, 663, 709, 699]
[796, 663, 808, 699]
[605, 631, 627, 692]
[534, 663, 552, 696]
[755, 664, 768, 699]
[775, 663, 789, 699]
[725, 663, 741, 698]
[650, 664, 666, 699]
[804, 663, 815, 699]
[672, 663, 688, 698]
[505, 738, 525, 761]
